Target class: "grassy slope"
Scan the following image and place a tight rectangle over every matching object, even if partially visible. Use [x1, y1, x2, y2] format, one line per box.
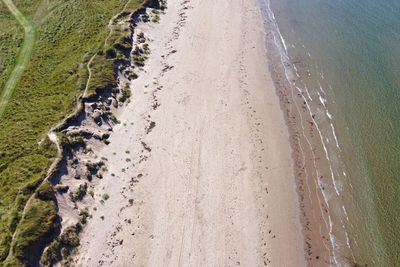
[0, 0, 36, 117]
[0, 1, 23, 96]
[0, 0, 146, 264]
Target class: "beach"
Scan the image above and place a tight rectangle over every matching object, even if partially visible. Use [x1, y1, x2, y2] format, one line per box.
[56, 0, 308, 265]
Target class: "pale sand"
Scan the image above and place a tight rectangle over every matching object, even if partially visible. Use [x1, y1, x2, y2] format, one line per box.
[74, 0, 306, 266]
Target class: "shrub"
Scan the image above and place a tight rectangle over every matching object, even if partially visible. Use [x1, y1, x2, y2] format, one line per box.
[73, 184, 87, 201]
[128, 72, 138, 80]
[60, 226, 80, 247]
[119, 88, 131, 102]
[109, 114, 120, 124]
[143, 43, 150, 54]
[40, 239, 60, 266]
[152, 14, 160, 23]
[36, 181, 54, 201]
[79, 209, 89, 225]
[105, 48, 117, 59]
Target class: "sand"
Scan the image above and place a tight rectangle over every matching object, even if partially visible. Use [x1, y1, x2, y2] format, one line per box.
[59, 0, 307, 266]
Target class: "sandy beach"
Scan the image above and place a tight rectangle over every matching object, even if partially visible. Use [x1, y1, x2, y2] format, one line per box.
[55, 0, 307, 266]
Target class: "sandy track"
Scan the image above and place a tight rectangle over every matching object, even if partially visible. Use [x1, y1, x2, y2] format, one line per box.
[74, 0, 306, 266]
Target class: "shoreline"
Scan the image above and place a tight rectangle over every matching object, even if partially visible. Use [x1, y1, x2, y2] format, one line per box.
[258, 0, 358, 265]
[44, 0, 314, 266]
[259, 1, 334, 264]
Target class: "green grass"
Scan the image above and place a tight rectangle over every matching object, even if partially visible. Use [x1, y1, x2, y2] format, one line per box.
[0, 1, 23, 97]
[4, 181, 58, 266]
[0, 0, 36, 118]
[0, 0, 149, 264]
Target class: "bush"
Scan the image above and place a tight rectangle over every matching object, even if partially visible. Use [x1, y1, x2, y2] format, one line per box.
[152, 14, 160, 23]
[109, 114, 120, 124]
[36, 181, 54, 201]
[40, 239, 60, 266]
[60, 226, 80, 247]
[128, 72, 138, 80]
[105, 48, 117, 59]
[73, 183, 87, 201]
[119, 88, 131, 102]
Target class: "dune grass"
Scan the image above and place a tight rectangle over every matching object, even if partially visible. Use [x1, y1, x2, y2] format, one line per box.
[0, 0, 36, 118]
[0, 1, 23, 97]
[0, 0, 147, 264]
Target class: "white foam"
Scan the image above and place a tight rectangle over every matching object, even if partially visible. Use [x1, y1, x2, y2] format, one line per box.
[319, 83, 327, 95]
[259, 0, 357, 264]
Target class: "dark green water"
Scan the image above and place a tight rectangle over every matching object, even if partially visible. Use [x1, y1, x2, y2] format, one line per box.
[260, 0, 400, 265]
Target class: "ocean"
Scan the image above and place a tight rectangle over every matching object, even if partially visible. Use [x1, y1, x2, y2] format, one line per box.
[258, 0, 400, 265]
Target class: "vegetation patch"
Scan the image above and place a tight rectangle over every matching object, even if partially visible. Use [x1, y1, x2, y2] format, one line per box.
[0, 2, 23, 97]
[40, 223, 82, 266]
[3, 181, 58, 266]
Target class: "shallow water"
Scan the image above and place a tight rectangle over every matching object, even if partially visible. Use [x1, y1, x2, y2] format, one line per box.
[259, 0, 400, 265]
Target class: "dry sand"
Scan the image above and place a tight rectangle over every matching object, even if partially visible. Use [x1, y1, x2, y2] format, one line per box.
[62, 0, 307, 266]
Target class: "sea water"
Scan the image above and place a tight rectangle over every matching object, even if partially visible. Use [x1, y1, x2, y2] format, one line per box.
[259, 0, 400, 265]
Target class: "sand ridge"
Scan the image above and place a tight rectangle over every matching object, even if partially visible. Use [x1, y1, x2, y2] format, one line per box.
[58, 0, 306, 266]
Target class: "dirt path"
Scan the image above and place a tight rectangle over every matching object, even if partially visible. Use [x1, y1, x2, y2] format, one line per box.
[0, 0, 36, 118]
[73, 0, 306, 266]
